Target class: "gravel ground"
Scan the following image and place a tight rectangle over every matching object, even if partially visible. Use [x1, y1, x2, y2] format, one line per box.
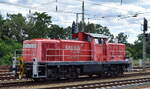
[124, 82, 150, 89]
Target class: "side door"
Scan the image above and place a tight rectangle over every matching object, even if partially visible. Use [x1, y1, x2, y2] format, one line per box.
[91, 38, 104, 62]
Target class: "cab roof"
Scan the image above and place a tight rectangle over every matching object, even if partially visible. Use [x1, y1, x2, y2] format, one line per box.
[85, 33, 109, 38]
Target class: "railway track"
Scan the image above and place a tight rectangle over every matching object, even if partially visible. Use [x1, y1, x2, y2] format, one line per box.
[0, 66, 17, 81]
[42, 77, 150, 89]
[1, 72, 150, 89]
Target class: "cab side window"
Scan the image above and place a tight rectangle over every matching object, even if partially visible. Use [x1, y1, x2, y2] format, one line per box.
[95, 39, 99, 44]
[87, 36, 92, 42]
[95, 38, 103, 44]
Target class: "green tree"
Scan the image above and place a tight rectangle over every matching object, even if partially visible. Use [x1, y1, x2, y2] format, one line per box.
[64, 26, 72, 39]
[0, 39, 21, 65]
[26, 12, 52, 39]
[126, 34, 146, 59]
[2, 13, 26, 42]
[0, 14, 6, 40]
[49, 25, 66, 39]
[131, 33, 150, 59]
[116, 32, 128, 44]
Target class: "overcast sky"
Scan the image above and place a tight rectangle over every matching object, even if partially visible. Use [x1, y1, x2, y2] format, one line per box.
[0, 0, 150, 43]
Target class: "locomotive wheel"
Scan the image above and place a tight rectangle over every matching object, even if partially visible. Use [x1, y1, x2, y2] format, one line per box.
[70, 72, 78, 79]
[118, 71, 123, 76]
[107, 72, 112, 77]
[97, 74, 102, 77]
[88, 74, 93, 78]
[101, 72, 108, 77]
[110, 71, 116, 77]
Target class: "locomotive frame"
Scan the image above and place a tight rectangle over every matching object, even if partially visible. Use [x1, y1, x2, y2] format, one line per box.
[25, 60, 129, 79]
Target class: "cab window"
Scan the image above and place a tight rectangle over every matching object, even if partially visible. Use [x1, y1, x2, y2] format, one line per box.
[95, 38, 103, 44]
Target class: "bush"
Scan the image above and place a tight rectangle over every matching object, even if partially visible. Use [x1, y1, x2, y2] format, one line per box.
[0, 39, 21, 65]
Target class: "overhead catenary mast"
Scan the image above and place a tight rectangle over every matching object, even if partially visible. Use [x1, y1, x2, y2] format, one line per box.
[81, 1, 84, 32]
[120, 0, 123, 5]
[56, 0, 58, 12]
[76, 13, 79, 31]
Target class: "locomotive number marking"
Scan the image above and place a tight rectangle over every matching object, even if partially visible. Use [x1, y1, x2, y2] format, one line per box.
[65, 45, 80, 50]
[23, 44, 36, 48]
[65, 45, 81, 59]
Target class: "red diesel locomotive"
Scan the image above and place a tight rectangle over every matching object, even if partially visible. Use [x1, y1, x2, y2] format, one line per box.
[14, 31, 130, 80]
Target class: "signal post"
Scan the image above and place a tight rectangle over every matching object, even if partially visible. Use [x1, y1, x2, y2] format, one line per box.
[143, 18, 148, 71]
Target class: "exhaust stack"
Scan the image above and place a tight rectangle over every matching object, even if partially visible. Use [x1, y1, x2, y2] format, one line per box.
[72, 21, 79, 39]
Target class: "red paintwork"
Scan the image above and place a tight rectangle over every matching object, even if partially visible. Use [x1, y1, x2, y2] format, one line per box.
[22, 33, 125, 63]
[106, 43, 125, 61]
